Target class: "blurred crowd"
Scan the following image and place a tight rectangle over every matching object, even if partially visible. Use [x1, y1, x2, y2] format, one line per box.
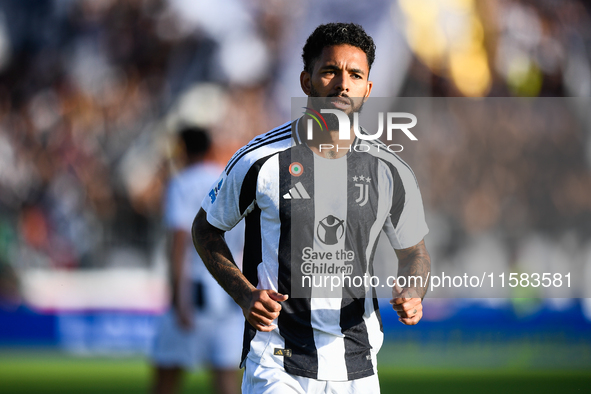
[1, 0, 591, 307]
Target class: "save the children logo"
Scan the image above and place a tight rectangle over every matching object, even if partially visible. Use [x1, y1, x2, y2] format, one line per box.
[317, 215, 345, 245]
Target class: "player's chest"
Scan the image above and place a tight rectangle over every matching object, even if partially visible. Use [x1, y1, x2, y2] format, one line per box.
[257, 153, 386, 224]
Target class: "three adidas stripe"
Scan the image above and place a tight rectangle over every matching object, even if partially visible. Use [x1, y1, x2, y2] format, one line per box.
[283, 182, 310, 199]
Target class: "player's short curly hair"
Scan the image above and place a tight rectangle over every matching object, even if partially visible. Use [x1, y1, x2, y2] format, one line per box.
[302, 22, 376, 74]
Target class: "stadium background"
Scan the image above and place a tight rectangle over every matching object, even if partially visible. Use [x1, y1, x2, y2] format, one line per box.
[0, 0, 590, 392]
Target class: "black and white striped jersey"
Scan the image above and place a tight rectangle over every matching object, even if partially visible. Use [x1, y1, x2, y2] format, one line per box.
[201, 120, 428, 381]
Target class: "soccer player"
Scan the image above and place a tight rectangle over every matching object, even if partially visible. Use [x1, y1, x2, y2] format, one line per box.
[151, 127, 243, 394]
[192, 23, 431, 393]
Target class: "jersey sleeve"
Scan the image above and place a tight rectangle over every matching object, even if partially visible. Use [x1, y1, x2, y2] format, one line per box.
[201, 166, 246, 232]
[382, 160, 429, 250]
[201, 150, 267, 232]
[201, 122, 293, 231]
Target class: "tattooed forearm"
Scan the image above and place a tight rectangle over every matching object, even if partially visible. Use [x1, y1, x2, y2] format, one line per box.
[395, 239, 431, 299]
[192, 208, 254, 310]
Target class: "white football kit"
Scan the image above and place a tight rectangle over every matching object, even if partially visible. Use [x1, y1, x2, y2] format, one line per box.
[151, 162, 244, 369]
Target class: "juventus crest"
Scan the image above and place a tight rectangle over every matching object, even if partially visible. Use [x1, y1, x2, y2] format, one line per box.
[352, 175, 371, 207]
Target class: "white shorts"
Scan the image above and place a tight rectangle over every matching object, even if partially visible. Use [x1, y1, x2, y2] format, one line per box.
[150, 306, 244, 370]
[241, 357, 381, 394]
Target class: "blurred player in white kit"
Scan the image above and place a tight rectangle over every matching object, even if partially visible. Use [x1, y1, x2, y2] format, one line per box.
[150, 127, 244, 394]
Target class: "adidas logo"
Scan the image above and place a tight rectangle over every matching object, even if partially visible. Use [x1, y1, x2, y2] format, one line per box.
[283, 182, 310, 200]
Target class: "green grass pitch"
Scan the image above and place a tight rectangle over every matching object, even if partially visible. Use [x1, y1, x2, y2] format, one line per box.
[0, 353, 590, 394]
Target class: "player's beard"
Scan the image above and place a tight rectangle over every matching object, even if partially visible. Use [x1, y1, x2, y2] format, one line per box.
[309, 84, 365, 131]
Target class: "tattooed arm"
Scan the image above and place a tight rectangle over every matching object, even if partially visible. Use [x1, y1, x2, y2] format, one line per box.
[395, 239, 431, 299]
[192, 208, 288, 332]
[390, 239, 431, 325]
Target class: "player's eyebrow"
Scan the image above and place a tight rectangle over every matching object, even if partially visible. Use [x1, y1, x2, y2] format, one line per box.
[348, 67, 365, 76]
[320, 64, 366, 76]
[319, 64, 340, 72]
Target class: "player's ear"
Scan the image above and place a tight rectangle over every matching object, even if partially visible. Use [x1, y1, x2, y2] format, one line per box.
[300, 71, 311, 95]
[364, 80, 373, 99]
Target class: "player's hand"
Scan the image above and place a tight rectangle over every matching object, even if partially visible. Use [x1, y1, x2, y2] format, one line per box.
[243, 289, 288, 332]
[390, 283, 423, 325]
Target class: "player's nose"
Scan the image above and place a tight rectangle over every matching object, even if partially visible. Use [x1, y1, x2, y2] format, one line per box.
[333, 71, 349, 93]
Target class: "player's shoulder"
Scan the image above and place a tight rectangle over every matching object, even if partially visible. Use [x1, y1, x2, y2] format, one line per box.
[224, 121, 294, 175]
